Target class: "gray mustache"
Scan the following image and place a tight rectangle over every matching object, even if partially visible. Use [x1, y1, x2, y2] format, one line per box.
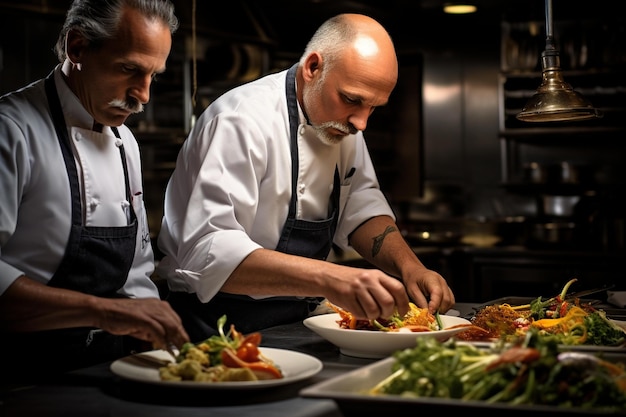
[109, 98, 144, 114]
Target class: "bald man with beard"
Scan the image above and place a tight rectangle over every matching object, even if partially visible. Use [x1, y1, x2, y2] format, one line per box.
[157, 14, 456, 341]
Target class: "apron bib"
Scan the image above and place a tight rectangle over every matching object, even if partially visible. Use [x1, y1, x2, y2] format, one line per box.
[44, 75, 137, 296]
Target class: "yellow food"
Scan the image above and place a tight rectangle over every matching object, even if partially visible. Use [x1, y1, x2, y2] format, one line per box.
[329, 302, 439, 332]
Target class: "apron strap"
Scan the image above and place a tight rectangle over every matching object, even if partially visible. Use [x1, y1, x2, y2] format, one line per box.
[285, 64, 300, 219]
[45, 74, 82, 226]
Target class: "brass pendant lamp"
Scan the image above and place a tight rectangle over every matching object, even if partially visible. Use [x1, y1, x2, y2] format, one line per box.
[516, 0, 602, 122]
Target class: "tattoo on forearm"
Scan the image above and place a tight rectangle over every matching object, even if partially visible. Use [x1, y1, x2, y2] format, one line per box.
[371, 226, 397, 257]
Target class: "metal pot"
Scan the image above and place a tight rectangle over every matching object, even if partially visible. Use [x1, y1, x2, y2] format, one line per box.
[405, 230, 461, 246]
[541, 195, 580, 217]
[547, 161, 594, 184]
[523, 162, 548, 184]
[461, 216, 527, 247]
[527, 221, 577, 248]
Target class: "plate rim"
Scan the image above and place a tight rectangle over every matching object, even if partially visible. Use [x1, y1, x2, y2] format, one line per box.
[110, 346, 323, 389]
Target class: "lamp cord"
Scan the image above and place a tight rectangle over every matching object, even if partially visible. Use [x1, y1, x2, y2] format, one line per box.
[544, 0, 555, 50]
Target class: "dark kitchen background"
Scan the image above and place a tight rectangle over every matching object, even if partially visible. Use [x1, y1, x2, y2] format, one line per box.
[1, 0, 625, 302]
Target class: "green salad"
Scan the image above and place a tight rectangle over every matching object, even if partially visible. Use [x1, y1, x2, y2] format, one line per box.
[370, 330, 626, 411]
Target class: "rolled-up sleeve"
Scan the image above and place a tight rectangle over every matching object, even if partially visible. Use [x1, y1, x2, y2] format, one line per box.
[333, 135, 395, 250]
[157, 110, 281, 302]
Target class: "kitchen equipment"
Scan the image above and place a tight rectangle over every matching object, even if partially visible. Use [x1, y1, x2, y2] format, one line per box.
[541, 195, 580, 217]
[461, 216, 527, 247]
[522, 161, 592, 185]
[461, 217, 501, 247]
[527, 221, 577, 248]
[516, 0, 602, 122]
[565, 284, 614, 301]
[547, 161, 593, 185]
[404, 230, 461, 246]
[523, 161, 548, 184]
[407, 182, 466, 221]
[554, 161, 579, 184]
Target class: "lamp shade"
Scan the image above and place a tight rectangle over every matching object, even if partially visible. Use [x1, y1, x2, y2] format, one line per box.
[516, 76, 602, 122]
[516, 0, 602, 122]
[517, 50, 602, 122]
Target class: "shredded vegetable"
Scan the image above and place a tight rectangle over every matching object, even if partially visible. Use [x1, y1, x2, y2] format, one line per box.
[457, 279, 626, 347]
[370, 330, 626, 411]
[329, 302, 441, 332]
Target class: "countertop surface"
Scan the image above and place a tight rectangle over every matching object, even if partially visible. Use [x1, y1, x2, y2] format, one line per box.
[0, 304, 478, 417]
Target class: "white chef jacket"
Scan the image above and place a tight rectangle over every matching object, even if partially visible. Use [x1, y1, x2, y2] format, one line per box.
[157, 68, 395, 302]
[0, 65, 157, 298]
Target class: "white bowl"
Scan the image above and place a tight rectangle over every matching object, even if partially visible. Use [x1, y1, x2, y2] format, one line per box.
[303, 313, 472, 358]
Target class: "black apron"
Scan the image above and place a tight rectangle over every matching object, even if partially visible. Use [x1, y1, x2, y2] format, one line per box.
[45, 75, 138, 296]
[168, 64, 340, 340]
[0, 74, 147, 382]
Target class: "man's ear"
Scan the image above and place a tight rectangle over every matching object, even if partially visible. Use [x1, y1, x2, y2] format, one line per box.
[65, 29, 87, 64]
[302, 52, 323, 82]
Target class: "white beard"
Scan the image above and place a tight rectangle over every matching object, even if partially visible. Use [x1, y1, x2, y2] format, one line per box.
[302, 76, 353, 146]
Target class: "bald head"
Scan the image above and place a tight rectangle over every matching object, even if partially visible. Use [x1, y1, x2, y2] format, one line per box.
[342, 13, 395, 58]
[300, 14, 397, 79]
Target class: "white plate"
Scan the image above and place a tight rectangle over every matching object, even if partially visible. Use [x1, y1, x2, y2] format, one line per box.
[110, 347, 322, 389]
[303, 313, 472, 358]
[612, 319, 626, 331]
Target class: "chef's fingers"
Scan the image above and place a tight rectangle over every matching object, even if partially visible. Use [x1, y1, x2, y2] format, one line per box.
[354, 275, 410, 320]
[379, 278, 410, 318]
[99, 298, 189, 349]
[409, 272, 455, 314]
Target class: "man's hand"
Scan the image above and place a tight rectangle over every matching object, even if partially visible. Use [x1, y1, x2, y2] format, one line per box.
[323, 266, 411, 320]
[95, 297, 189, 350]
[0, 276, 189, 351]
[403, 268, 455, 314]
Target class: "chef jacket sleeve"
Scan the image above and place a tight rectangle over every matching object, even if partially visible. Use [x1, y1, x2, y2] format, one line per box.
[0, 114, 31, 294]
[156, 111, 269, 303]
[333, 134, 396, 251]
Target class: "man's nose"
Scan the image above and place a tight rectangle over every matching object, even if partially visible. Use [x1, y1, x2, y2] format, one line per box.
[130, 75, 152, 104]
[348, 108, 371, 132]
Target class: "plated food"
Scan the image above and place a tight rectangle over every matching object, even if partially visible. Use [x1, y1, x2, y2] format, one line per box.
[457, 279, 626, 348]
[371, 333, 626, 408]
[329, 302, 450, 332]
[111, 314, 321, 388]
[301, 332, 626, 415]
[159, 315, 283, 382]
[110, 347, 323, 389]
[303, 306, 472, 358]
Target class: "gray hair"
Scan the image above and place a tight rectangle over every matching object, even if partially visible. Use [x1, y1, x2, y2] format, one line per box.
[298, 14, 357, 72]
[54, 0, 179, 62]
